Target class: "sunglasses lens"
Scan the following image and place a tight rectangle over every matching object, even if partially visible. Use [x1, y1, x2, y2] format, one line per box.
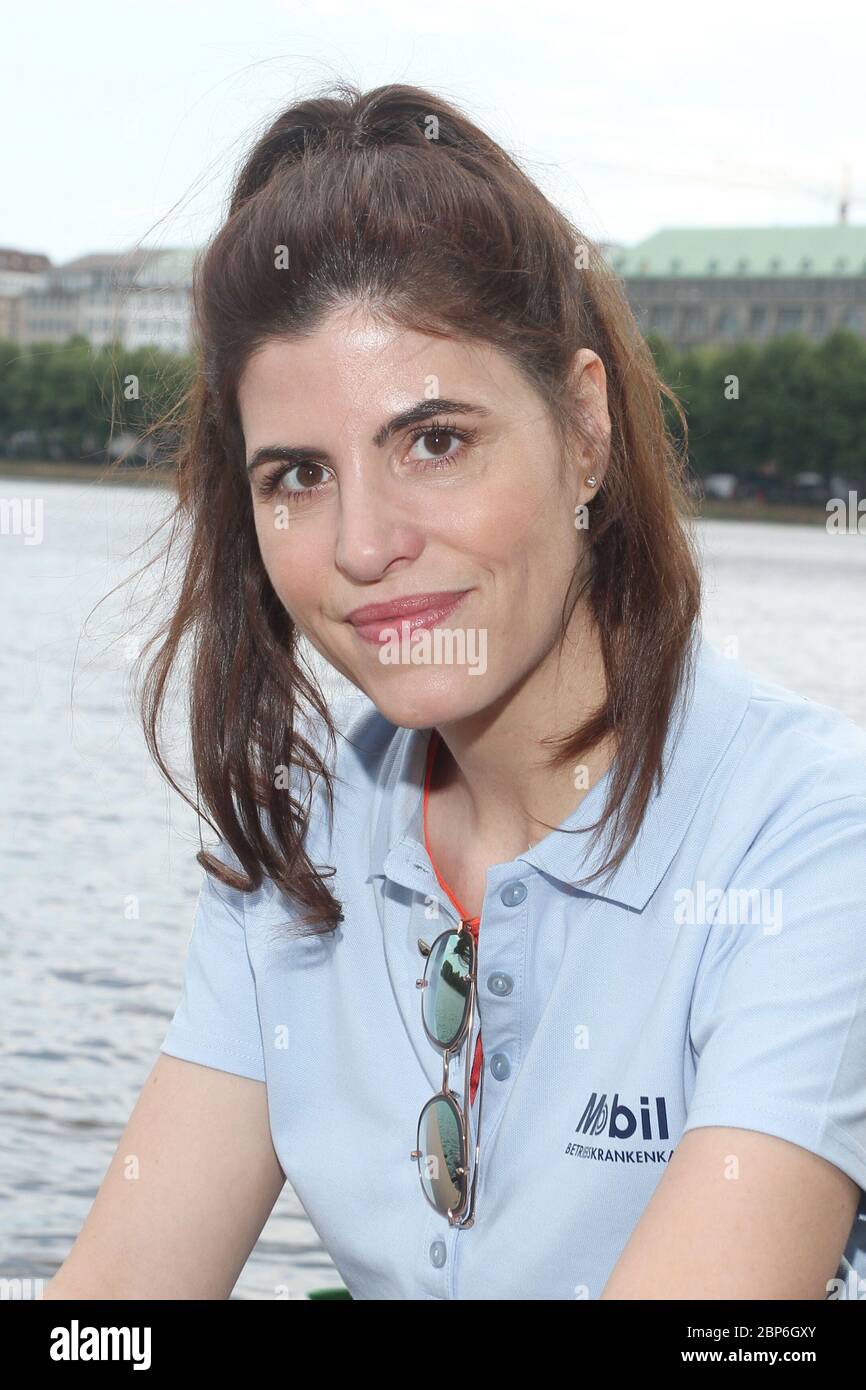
[417, 1094, 467, 1216]
[423, 929, 474, 1049]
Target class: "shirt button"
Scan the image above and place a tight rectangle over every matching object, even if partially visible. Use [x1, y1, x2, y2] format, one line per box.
[490, 1052, 511, 1081]
[499, 880, 527, 907]
[429, 1239, 447, 1268]
[487, 971, 514, 996]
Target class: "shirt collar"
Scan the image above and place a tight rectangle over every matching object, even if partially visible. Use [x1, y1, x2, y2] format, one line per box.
[367, 633, 752, 913]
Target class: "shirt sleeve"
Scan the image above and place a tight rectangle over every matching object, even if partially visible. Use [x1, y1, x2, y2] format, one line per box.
[159, 842, 267, 1082]
[683, 793, 866, 1198]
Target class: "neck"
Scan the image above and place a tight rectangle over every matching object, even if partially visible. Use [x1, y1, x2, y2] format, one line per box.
[430, 604, 615, 855]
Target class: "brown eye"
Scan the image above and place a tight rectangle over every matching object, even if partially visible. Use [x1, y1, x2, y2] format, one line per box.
[293, 463, 327, 488]
[256, 460, 334, 502]
[406, 420, 475, 470]
[420, 429, 455, 457]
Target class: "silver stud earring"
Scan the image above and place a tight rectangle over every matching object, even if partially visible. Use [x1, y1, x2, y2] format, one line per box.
[585, 474, 598, 488]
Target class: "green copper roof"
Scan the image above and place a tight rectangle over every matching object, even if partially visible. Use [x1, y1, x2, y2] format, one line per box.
[607, 226, 866, 277]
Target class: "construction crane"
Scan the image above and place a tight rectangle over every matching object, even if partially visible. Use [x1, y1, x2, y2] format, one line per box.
[573, 157, 860, 224]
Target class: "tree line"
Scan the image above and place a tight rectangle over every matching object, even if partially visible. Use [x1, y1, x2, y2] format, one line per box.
[1, 329, 864, 487]
[649, 329, 866, 490]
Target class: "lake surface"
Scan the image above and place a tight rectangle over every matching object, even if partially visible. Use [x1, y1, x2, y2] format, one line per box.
[1, 478, 864, 1297]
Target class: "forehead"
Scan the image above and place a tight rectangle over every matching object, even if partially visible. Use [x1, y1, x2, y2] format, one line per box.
[236, 309, 526, 431]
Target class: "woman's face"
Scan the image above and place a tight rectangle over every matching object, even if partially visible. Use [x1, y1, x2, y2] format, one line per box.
[237, 306, 609, 728]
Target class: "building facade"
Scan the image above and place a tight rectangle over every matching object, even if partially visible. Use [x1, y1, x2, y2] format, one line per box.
[2, 248, 196, 353]
[3, 227, 865, 355]
[606, 226, 866, 349]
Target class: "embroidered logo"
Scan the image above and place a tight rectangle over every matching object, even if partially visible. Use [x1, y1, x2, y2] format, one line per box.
[564, 1092, 675, 1164]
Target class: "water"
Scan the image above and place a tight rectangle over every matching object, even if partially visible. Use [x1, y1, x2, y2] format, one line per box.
[1, 478, 864, 1298]
[695, 517, 865, 724]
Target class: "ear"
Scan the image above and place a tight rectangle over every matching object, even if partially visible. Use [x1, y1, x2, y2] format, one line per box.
[568, 349, 611, 500]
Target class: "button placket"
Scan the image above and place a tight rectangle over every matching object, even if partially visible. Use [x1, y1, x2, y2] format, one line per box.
[416, 1196, 458, 1297]
[471, 873, 528, 1142]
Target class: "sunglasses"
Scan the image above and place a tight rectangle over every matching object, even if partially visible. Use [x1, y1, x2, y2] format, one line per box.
[410, 921, 485, 1227]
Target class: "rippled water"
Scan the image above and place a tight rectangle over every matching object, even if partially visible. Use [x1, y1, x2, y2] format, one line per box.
[1, 478, 863, 1298]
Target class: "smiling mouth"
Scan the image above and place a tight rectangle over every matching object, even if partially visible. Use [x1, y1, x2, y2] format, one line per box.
[346, 590, 471, 645]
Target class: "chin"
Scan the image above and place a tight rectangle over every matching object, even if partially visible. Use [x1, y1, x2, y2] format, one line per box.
[359, 668, 494, 730]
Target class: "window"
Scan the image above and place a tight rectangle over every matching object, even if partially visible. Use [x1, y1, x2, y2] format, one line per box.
[649, 306, 675, 332]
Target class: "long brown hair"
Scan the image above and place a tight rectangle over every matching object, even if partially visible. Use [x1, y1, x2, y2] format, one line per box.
[136, 80, 701, 934]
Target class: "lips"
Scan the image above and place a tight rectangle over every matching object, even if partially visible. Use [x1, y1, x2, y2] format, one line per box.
[346, 590, 470, 645]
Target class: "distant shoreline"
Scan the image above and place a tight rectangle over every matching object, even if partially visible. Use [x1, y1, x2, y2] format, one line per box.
[0, 459, 171, 487]
[0, 459, 840, 525]
[695, 499, 831, 527]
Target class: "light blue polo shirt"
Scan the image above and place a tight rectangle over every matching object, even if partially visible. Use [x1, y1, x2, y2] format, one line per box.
[159, 633, 866, 1300]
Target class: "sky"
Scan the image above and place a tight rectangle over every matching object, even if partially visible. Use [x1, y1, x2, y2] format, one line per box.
[2, 0, 864, 266]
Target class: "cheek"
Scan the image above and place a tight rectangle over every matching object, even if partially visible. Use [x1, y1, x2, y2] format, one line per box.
[253, 508, 328, 614]
[446, 471, 576, 587]
[437, 468, 551, 552]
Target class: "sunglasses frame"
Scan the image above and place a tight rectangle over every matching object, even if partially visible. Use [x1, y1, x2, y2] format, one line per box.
[411, 920, 485, 1228]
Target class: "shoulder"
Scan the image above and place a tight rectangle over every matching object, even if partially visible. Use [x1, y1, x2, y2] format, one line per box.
[691, 637, 866, 825]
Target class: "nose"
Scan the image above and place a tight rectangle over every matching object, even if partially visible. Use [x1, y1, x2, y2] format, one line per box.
[334, 468, 425, 584]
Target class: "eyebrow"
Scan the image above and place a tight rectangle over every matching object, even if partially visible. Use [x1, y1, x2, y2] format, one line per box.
[245, 397, 490, 474]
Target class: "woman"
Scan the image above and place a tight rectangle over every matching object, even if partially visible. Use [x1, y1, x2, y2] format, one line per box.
[45, 82, 866, 1301]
